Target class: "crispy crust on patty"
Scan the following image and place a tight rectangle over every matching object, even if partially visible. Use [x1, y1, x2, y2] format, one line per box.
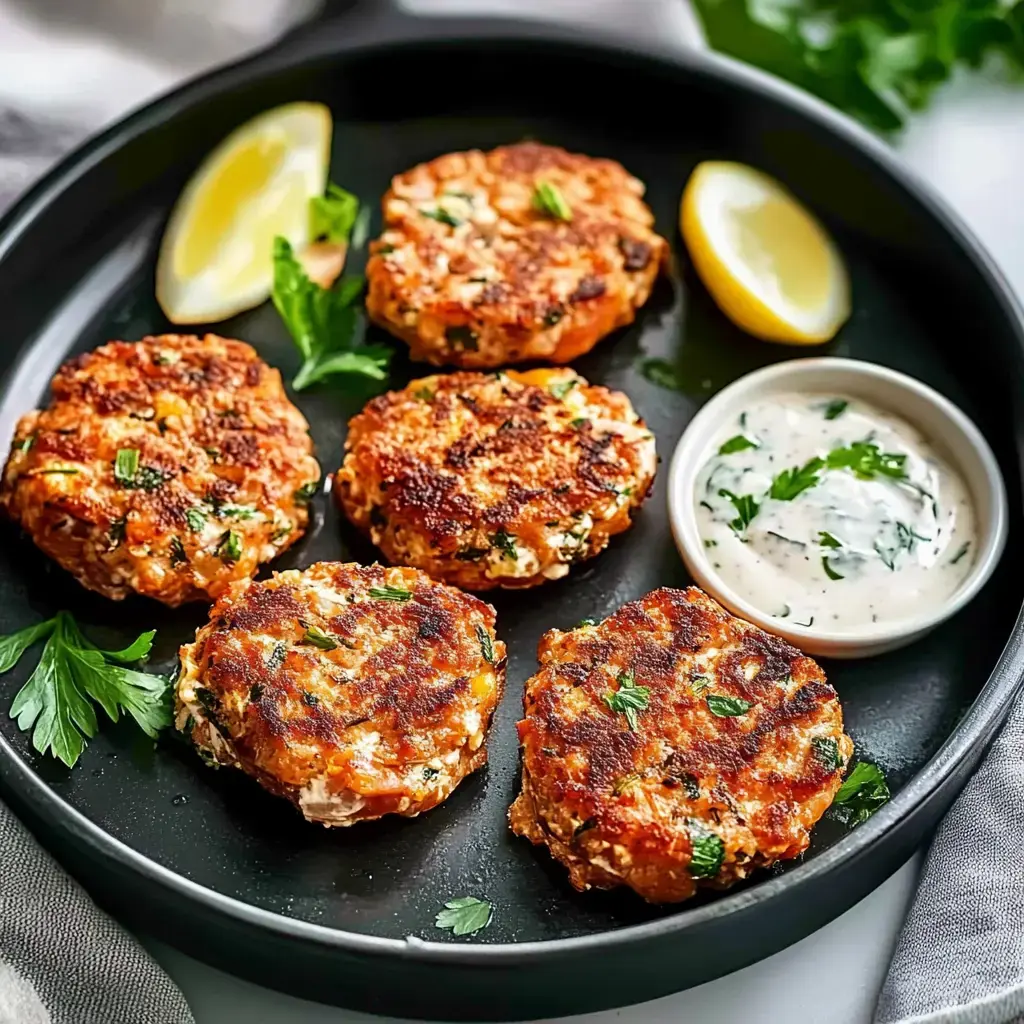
[365, 142, 668, 368]
[175, 562, 506, 826]
[0, 335, 319, 606]
[510, 587, 852, 903]
[335, 368, 656, 590]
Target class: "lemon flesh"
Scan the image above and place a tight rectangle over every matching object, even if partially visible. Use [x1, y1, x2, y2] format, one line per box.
[157, 102, 331, 324]
[680, 161, 850, 345]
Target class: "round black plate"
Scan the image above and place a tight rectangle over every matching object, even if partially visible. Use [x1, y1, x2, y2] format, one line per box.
[0, 11, 1023, 1021]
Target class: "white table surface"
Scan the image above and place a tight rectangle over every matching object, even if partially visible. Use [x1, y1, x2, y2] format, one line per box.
[3, 1, 1022, 1022]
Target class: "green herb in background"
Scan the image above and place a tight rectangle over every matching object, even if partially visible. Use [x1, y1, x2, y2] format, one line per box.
[1, 613, 170, 767]
[690, 0, 1024, 131]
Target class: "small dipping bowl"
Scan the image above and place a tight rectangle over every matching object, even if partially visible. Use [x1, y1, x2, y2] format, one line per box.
[667, 358, 1008, 658]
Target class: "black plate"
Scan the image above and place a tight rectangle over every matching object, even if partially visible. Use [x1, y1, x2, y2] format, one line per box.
[1, 8, 1023, 1020]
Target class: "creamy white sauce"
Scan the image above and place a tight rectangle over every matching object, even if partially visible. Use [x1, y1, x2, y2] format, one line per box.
[694, 392, 976, 632]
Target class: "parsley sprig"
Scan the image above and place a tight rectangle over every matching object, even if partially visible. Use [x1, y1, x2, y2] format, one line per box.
[832, 760, 891, 824]
[435, 896, 492, 937]
[2, 613, 170, 767]
[602, 669, 651, 731]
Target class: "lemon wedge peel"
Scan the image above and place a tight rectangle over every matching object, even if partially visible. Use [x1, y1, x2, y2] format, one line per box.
[681, 161, 851, 346]
[156, 102, 332, 325]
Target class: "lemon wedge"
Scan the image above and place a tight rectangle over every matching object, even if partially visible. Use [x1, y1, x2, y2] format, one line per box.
[680, 161, 850, 345]
[156, 102, 331, 324]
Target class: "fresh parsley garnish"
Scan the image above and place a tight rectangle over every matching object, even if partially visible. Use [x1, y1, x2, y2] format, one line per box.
[601, 669, 651, 731]
[532, 181, 572, 221]
[826, 442, 907, 480]
[293, 480, 319, 505]
[476, 625, 496, 665]
[549, 377, 577, 400]
[832, 761, 890, 824]
[420, 205, 464, 228]
[706, 693, 754, 717]
[185, 508, 206, 532]
[824, 399, 848, 420]
[690, 0, 1024, 132]
[812, 736, 843, 772]
[770, 457, 824, 501]
[435, 896, 492, 937]
[718, 489, 760, 532]
[819, 531, 842, 549]
[490, 529, 518, 561]
[369, 585, 412, 602]
[2, 612, 170, 768]
[310, 182, 360, 244]
[822, 556, 844, 581]
[216, 530, 242, 563]
[686, 821, 725, 878]
[301, 626, 338, 651]
[639, 357, 684, 392]
[114, 448, 139, 485]
[576, 617, 598, 628]
[718, 434, 759, 455]
[272, 236, 391, 392]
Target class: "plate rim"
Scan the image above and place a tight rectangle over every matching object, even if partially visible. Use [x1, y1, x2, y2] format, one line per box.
[1, 14, 1023, 965]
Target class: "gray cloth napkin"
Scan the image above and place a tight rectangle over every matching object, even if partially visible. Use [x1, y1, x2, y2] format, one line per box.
[0, 800, 194, 1024]
[875, 701, 1024, 1024]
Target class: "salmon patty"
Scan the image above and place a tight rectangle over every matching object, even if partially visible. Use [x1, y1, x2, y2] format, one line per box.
[175, 562, 506, 826]
[0, 334, 319, 606]
[366, 142, 668, 368]
[510, 587, 852, 903]
[335, 368, 656, 590]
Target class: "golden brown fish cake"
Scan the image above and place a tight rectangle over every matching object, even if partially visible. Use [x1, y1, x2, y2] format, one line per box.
[335, 367, 656, 590]
[0, 335, 319, 606]
[175, 562, 506, 826]
[510, 587, 852, 903]
[365, 142, 668, 368]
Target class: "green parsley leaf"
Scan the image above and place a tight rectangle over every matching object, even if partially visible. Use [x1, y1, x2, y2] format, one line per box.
[532, 181, 572, 221]
[718, 434, 759, 455]
[420, 205, 464, 227]
[686, 821, 725, 878]
[218, 505, 256, 520]
[114, 448, 139, 485]
[185, 508, 206, 532]
[294, 480, 320, 505]
[770, 457, 824, 501]
[812, 736, 842, 772]
[4, 612, 170, 767]
[822, 556, 844, 581]
[310, 182, 360, 244]
[576, 617, 598, 628]
[272, 236, 391, 393]
[824, 399, 848, 420]
[549, 377, 578, 400]
[706, 693, 754, 717]
[601, 669, 651, 731]
[368, 585, 412, 602]
[476, 625, 496, 665]
[718, 488, 760, 532]
[216, 530, 242, 563]
[435, 896, 492, 936]
[301, 626, 338, 651]
[832, 761, 890, 824]
[490, 529, 518, 561]
[819, 531, 842, 549]
[826, 442, 907, 481]
[639, 357, 684, 392]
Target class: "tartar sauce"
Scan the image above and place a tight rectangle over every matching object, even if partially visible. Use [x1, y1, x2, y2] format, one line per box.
[694, 392, 976, 632]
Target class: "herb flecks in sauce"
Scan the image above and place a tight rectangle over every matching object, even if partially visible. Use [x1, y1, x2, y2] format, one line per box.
[695, 393, 976, 632]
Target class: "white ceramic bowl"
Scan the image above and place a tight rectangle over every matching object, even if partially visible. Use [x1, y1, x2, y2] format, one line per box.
[667, 358, 1009, 658]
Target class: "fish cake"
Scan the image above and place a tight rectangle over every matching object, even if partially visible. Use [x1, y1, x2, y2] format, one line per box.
[335, 367, 656, 590]
[366, 142, 668, 368]
[0, 334, 319, 606]
[510, 587, 852, 902]
[175, 562, 506, 826]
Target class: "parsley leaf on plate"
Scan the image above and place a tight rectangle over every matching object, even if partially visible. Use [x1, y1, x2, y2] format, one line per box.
[310, 182, 360, 245]
[686, 820, 725, 878]
[435, 896, 492, 936]
[476, 625, 496, 665]
[706, 693, 754, 717]
[532, 181, 573, 221]
[3, 612, 170, 767]
[602, 669, 651, 731]
[832, 760, 890, 824]
[368, 585, 413, 602]
[272, 236, 391, 392]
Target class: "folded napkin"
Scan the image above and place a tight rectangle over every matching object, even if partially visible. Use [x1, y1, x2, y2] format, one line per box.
[875, 700, 1024, 1024]
[0, 800, 194, 1024]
